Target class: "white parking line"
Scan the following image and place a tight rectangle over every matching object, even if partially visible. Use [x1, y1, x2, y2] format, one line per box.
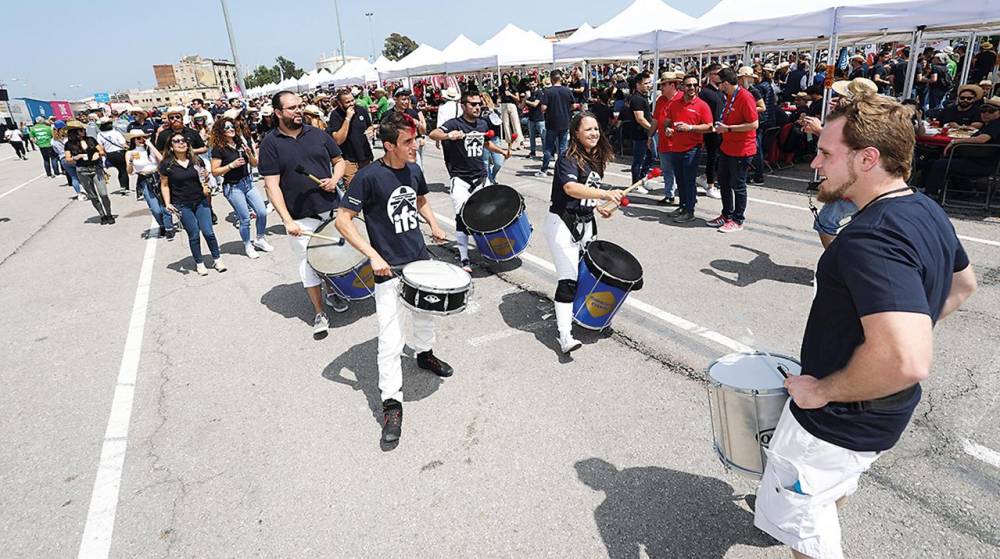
[962, 439, 1000, 469]
[78, 219, 159, 559]
[0, 173, 47, 200]
[434, 213, 752, 354]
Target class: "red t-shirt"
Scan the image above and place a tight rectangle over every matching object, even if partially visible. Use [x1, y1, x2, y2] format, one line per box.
[720, 86, 759, 157]
[665, 95, 714, 153]
[654, 91, 682, 153]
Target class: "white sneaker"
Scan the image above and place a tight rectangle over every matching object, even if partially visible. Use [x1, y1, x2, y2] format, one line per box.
[705, 185, 722, 199]
[313, 312, 329, 340]
[559, 333, 583, 355]
[696, 176, 708, 194]
[245, 243, 259, 259]
[196, 263, 209, 276]
[634, 184, 650, 195]
[77, 193, 87, 201]
[213, 258, 228, 272]
[252, 238, 275, 252]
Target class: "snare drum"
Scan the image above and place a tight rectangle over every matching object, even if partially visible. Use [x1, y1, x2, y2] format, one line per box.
[486, 109, 502, 127]
[706, 352, 801, 479]
[573, 240, 643, 330]
[460, 184, 532, 262]
[306, 217, 376, 300]
[397, 260, 473, 316]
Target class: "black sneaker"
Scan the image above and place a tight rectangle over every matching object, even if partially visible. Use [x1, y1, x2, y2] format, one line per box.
[165, 228, 176, 240]
[211, 211, 218, 225]
[657, 196, 675, 206]
[673, 210, 696, 223]
[381, 399, 403, 443]
[749, 177, 765, 186]
[100, 215, 108, 225]
[417, 350, 453, 377]
[107, 215, 116, 225]
[668, 207, 685, 217]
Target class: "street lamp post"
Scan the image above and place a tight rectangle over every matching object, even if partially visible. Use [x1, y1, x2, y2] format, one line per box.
[365, 12, 376, 62]
[333, 0, 347, 66]
[219, 0, 248, 95]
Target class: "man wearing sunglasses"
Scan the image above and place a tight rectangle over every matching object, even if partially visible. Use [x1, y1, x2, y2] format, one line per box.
[428, 89, 510, 272]
[154, 106, 207, 155]
[662, 74, 715, 223]
[939, 84, 985, 130]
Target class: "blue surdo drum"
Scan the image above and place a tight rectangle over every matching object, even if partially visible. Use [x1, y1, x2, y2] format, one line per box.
[306, 217, 376, 300]
[573, 240, 644, 330]
[460, 184, 532, 262]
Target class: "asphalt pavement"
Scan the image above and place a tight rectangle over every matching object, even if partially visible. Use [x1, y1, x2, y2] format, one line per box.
[1, 144, 998, 558]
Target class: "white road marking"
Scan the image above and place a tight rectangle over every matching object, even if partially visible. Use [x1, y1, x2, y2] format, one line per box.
[435, 214, 752, 354]
[961, 439, 1000, 469]
[78, 218, 159, 559]
[0, 173, 47, 200]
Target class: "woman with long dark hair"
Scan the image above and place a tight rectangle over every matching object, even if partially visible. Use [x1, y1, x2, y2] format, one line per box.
[65, 120, 114, 223]
[210, 117, 271, 259]
[127, 130, 174, 238]
[544, 111, 623, 354]
[160, 131, 226, 275]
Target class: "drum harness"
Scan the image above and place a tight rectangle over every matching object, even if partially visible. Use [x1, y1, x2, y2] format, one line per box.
[559, 210, 597, 244]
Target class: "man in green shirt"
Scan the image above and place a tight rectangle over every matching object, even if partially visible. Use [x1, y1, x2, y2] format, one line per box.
[29, 117, 61, 177]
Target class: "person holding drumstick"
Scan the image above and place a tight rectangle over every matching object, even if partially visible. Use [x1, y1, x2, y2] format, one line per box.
[335, 111, 452, 445]
[544, 112, 624, 354]
[259, 91, 348, 340]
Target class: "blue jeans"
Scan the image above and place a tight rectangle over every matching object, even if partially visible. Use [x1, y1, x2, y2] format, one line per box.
[138, 174, 173, 232]
[927, 88, 947, 111]
[718, 154, 751, 224]
[482, 141, 505, 184]
[656, 151, 676, 197]
[177, 198, 220, 264]
[813, 198, 858, 236]
[631, 139, 649, 184]
[223, 175, 267, 243]
[64, 163, 81, 193]
[670, 147, 702, 211]
[527, 120, 546, 155]
[541, 128, 568, 172]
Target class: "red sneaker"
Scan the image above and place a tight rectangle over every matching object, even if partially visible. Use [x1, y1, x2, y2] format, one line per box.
[706, 215, 727, 227]
[718, 220, 744, 233]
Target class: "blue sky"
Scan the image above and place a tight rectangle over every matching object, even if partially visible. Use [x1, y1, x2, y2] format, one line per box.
[0, 0, 717, 100]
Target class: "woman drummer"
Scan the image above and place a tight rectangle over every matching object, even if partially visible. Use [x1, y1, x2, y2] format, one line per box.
[544, 111, 624, 354]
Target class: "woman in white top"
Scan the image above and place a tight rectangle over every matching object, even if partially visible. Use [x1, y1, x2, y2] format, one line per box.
[4, 126, 28, 159]
[97, 117, 131, 193]
[127, 130, 175, 239]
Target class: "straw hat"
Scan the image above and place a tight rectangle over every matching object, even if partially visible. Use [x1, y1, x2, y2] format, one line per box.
[983, 96, 1000, 109]
[850, 54, 866, 63]
[313, 93, 330, 102]
[958, 84, 985, 100]
[777, 61, 790, 70]
[164, 105, 186, 116]
[130, 105, 147, 114]
[260, 105, 274, 116]
[441, 87, 460, 101]
[982, 41, 994, 50]
[736, 66, 758, 79]
[303, 104, 324, 117]
[126, 129, 149, 140]
[65, 120, 86, 130]
[831, 77, 878, 99]
[222, 108, 243, 120]
[657, 71, 684, 84]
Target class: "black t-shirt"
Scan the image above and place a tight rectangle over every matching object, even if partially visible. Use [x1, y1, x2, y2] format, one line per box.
[621, 92, 651, 141]
[969, 119, 1000, 161]
[257, 124, 343, 220]
[154, 126, 205, 153]
[571, 78, 590, 104]
[938, 104, 982, 126]
[543, 85, 575, 131]
[892, 59, 909, 94]
[527, 88, 546, 122]
[973, 50, 997, 79]
[848, 64, 869, 80]
[340, 159, 430, 267]
[929, 64, 951, 91]
[499, 84, 517, 104]
[158, 159, 206, 203]
[327, 107, 374, 163]
[871, 63, 890, 94]
[550, 156, 602, 216]
[794, 192, 969, 452]
[699, 84, 725, 121]
[211, 144, 251, 184]
[64, 137, 102, 168]
[590, 102, 613, 133]
[438, 116, 488, 182]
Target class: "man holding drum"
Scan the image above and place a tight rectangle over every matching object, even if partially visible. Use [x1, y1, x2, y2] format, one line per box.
[753, 93, 977, 559]
[336, 111, 452, 445]
[428, 89, 511, 273]
[259, 91, 348, 340]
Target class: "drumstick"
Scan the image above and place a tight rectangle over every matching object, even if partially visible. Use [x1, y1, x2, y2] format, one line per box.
[294, 165, 323, 186]
[597, 167, 663, 211]
[301, 231, 344, 243]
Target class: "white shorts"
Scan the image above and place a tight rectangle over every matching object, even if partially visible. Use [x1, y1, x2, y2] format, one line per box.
[754, 401, 881, 559]
[287, 216, 325, 288]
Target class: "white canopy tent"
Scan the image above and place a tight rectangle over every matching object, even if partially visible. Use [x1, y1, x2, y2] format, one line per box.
[553, 0, 697, 61]
[440, 34, 499, 74]
[480, 24, 554, 68]
[560, 23, 596, 44]
[379, 44, 444, 79]
[330, 58, 380, 85]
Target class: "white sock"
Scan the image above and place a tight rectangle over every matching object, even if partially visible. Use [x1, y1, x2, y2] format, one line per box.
[456, 231, 470, 261]
[554, 302, 575, 339]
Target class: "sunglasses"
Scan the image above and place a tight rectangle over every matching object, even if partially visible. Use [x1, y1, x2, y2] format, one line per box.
[223, 124, 235, 130]
[465, 102, 483, 107]
[167, 115, 182, 120]
[171, 138, 188, 144]
[959, 96, 976, 101]
[683, 83, 699, 88]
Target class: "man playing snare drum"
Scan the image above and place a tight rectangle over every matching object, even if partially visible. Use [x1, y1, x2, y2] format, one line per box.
[754, 93, 977, 559]
[336, 111, 452, 446]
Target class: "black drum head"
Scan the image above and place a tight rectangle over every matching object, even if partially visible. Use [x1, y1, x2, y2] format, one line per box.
[584, 240, 643, 288]
[462, 184, 522, 233]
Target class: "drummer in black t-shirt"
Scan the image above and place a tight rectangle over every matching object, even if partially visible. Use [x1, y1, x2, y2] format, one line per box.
[335, 111, 451, 445]
[543, 112, 624, 355]
[327, 90, 375, 187]
[428, 89, 511, 272]
[754, 94, 977, 559]
[392, 88, 428, 168]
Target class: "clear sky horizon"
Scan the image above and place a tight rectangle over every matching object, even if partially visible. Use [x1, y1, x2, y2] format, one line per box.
[0, 0, 718, 101]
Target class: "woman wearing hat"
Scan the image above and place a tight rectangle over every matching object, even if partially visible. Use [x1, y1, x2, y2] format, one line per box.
[127, 129, 174, 239]
[97, 117, 131, 194]
[210, 116, 271, 259]
[302, 104, 327, 130]
[65, 120, 115, 223]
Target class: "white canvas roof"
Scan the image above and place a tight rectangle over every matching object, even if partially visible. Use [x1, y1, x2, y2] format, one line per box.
[331, 59, 379, 85]
[553, 0, 697, 61]
[402, 34, 499, 76]
[480, 24, 554, 67]
[379, 44, 444, 79]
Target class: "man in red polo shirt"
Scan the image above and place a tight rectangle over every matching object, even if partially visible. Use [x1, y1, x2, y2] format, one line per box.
[708, 67, 759, 233]
[650, 71, 684, 204]
[663, 73, 715, 223]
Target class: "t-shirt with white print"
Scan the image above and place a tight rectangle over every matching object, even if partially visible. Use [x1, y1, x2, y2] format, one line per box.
[438, 116, 489, 183]
[550, 155, 603, 215]
[340, 159, 430, 267]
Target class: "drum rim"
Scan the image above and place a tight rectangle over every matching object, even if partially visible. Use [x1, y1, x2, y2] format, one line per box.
[713, 442, 764, 479]
[583, 240, 643, 287]
[398, 298, 467, 316]
[399, 276, 470, 295]
[705, 351, 799, 395]
[460, 185, 527, 234]
[307, 217, 369, 274]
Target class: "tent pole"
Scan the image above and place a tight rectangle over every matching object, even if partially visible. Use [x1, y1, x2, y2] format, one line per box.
[902, 26, 925, 100]
[808, 43, 818, 83]
[652, 31, 660, 105]
[959, 32, 976, 86]
[815, 11, 840, 184]
[699, 52, 704, 76]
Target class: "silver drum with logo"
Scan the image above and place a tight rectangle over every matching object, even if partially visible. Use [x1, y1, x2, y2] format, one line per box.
[707, 352, 801, 479]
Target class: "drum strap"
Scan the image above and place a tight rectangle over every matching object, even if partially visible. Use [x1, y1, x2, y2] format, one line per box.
[559, 211, 596, 243]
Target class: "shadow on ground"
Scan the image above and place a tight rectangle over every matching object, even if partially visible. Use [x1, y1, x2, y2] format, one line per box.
[701, 244, 814, 288]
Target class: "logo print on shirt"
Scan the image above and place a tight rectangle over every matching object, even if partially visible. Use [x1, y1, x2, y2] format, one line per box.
[387, 185, 419, 234]
[581, 171, 602, 208]
[464, 132, 485, 158]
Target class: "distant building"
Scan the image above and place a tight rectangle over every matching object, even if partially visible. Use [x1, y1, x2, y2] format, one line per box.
[316, 54, 368, 74]
[153, 55, 238, 92]
[127, 87, 224, 110]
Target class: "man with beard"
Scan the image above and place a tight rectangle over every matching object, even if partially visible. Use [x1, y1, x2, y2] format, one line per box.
[938, 84, 985, 129]
[328, 89, 375, 187]
[754, 92, 977, 559]
[259, 91, 348, 338]
[428, 89, 510, 272]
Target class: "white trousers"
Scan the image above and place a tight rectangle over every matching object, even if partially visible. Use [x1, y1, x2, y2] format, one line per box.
[543, 212, 594, 281]
[287, 216, 324, 288]
[374, 278, 436, 402]
[449, 176, 476, 218]
[500, 102, 524, 147]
